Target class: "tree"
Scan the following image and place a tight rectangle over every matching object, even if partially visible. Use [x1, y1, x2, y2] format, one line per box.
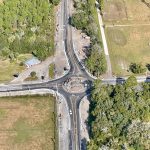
[88, 80, 150, 149]
[146, 64, 150, 71]
[98, 0, 104, 11]
[50, 0, 60, 5]
[71, 12, 88, 30]
[125, 75, 137, 88]
[86, 50, 107, 77]
[129, 63, 146, 74]
[30, 71, 36, 77]
[71, 0, 106, 76]
[0, 0, 56, 60]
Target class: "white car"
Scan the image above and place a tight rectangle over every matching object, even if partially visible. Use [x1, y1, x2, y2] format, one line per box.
[69, 109, 72, 115]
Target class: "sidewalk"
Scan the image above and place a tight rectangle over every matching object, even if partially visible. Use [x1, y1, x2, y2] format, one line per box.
[56, 94, 70, 150]
[96, 6, 113, 78]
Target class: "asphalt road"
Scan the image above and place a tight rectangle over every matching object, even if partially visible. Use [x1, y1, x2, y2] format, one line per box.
[0, 0, 150, 150]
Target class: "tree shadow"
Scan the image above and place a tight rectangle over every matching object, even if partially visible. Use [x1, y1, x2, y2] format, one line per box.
[81, 138, 88, 150]
[146, 76, 150, 82]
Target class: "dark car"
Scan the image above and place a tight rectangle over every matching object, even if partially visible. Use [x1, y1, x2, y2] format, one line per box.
[13, 73, 19, 78]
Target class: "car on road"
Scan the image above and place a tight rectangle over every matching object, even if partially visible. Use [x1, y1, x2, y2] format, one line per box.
[69, 109, 72, 115]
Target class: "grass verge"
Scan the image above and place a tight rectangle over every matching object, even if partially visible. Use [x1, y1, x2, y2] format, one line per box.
[24, 76, 38, 81]
[49, 63, 55, 79]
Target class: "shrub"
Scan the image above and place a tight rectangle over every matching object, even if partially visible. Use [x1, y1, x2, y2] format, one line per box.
[19, 62, 24, 66]
[71, 12, 88, 30]
[30, 71, 36, 77]
[146, 64, 150, 71]
[129, 63, 146, 74]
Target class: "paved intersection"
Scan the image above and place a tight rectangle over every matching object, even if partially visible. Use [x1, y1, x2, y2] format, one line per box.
[0, 0, 150, 150]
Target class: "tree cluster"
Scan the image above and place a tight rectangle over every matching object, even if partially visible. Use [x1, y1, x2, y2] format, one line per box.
[85, 49, 106, 76]
[88, 77, 150, 149]
[129, 63, 147, 74]
[71, 0, 107, 76]
[97, 0, 104, 11]
[0, 0, 59, 61]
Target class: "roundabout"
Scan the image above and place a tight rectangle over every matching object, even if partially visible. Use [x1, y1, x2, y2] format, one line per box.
[62, 77, 90, 93]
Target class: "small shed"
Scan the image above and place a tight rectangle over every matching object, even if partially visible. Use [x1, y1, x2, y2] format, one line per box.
[25, 57, 41, 68]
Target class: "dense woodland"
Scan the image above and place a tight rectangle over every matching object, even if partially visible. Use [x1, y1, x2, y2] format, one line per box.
[0, 0, 59, 60]
[71, 0, 107, 76]
[88, 76, 150, 150]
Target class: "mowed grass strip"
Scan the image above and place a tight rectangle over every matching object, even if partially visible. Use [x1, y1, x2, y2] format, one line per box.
[49, 63, 55, 79]
[106, 26, 150, 76]
[0, 95, 56, 150]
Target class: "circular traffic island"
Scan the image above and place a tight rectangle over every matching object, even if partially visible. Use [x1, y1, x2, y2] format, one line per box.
[63, 77, 89, 93]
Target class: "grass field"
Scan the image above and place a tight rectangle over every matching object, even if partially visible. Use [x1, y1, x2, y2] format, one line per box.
[0, 54, 32, 83]
[106, 26, 150, 76]
[0, 95, 56, 150]
[103, 0, 150, 24]
[103, 0, 150, 76]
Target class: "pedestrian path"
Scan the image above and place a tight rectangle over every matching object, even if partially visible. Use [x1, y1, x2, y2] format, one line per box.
[96, 6, 112, 77]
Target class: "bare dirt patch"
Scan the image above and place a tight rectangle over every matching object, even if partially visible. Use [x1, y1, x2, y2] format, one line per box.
[72, 27, 91, 62]
[80, 96, 90, 150]
[0, 95, 56, 150]
[103, 0, 127, 21]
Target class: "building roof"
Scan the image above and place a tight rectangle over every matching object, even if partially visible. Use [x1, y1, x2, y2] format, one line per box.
[25, 57, 41, 67]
